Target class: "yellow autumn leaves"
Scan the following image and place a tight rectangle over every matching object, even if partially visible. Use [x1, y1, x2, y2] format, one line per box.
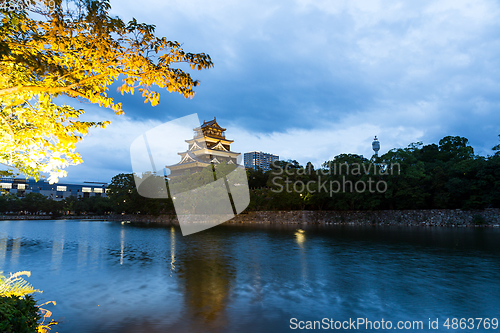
[0, 1, 212, 182]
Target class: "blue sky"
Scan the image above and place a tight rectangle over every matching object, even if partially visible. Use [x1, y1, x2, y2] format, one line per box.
[61, 0, 500, 183]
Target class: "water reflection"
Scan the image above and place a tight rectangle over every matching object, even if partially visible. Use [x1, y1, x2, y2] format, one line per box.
[0, 231, 7, 268]
[89, 225, 100, 270]
[294, 229, 305, 247]
[0, 221, 499, 333]
[170, 227, 175, 276]
[295, 229, 308, 283]
[10, 238, 21, 267]
[77, 222, 89, 268]
[51, 221, 65, 273]
[10, 221, 24, 268]
[120, 227, 125, 265]
[179, 231, 236, 330]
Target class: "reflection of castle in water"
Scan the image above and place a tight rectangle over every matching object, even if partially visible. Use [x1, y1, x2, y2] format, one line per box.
[177, 230, 235, 327]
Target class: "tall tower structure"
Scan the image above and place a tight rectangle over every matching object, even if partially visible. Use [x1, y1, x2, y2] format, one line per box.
[372, 136, 380, 157]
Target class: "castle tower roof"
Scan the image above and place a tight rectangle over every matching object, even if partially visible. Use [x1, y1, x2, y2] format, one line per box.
[167, 117, 240, 176]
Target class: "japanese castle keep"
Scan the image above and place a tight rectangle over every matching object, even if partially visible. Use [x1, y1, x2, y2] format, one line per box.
[167, 117, 240, 176]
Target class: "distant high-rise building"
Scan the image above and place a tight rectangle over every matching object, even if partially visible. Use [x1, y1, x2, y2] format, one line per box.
[244, 151, 279, 171]
[372, 136, 380, 157]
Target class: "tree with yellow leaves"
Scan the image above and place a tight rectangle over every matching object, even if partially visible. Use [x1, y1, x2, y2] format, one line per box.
[0, 0, 213, 182]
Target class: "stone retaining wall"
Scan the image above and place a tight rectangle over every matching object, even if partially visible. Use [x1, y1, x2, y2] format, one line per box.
[0, 215, 108, 220]
[108, 209, 500, 227]
[3, 210, 499, 227]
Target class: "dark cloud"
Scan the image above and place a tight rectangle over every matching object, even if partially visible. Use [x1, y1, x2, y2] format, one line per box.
[56, 0, 500, 182]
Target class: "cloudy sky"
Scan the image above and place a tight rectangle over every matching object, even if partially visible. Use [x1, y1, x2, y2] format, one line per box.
[60, 0, 500, 183]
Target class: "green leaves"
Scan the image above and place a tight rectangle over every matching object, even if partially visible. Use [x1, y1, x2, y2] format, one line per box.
[0, 295, 40, 333]
[107, 173, 174, 215]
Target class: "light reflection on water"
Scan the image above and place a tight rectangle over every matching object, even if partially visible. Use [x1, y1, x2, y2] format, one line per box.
[0, 220, 499, 332]
[51, 221, 64, 273]
[0, 230, 7, 268]
[120, 227, 125, 266]
[170, 226, 176, 276]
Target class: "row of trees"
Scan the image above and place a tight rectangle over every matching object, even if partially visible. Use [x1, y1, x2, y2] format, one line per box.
[77, 134, 500, 213]
[0, 193, 113, 215]
[1, 135, 498, 215]
[0, 173, 176, 215]
[248, 135, 500, 211]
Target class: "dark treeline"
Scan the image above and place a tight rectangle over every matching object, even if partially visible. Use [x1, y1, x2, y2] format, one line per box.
[1, 135, 499, 215]
[248, 135, 500, 211]
[0, 193, 113, 216]
[0, 173, 175, 216]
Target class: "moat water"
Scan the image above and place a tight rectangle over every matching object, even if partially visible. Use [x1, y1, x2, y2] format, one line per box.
[0, 220, 499, 332]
